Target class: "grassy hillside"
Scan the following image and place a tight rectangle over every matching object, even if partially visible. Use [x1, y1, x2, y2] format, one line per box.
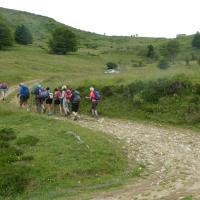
[0, 102, 129, 199]
[0, 7, 171, 48]
[1, 6, 200, 200]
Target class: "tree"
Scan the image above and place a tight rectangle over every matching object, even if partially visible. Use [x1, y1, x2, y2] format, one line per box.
[0, 22, 13, 50]
[106, 62, 118, 70]
[147, 44, 155, 59]
[166, 39, 180, 64]
[15, 25, 32, 45]
[49, 27, 77, 55]
[192, 32, 200, 49]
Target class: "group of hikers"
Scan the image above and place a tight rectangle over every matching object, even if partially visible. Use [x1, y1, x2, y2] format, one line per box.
[17, 83, 100, 120]
[0, 82, 8, 100]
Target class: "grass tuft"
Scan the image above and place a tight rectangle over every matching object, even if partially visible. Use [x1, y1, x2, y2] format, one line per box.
[0, 128, 16, 141]
[131, 164, 145, 177]
[16, 135, 39, 146]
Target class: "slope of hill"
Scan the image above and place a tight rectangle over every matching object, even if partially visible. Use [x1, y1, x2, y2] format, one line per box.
[0, 7, 170, 48]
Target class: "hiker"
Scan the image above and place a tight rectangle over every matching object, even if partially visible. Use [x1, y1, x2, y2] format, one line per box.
[71, 89, 81, 120]
[18, 83, 30, 109]
[54, 88, 62, 115]
[45, 87, 53, 115]
[61, 85, 72, 116]
[0, 82, 8, 100]
[32, 84, 42, 113]
[86, 87, 100, 119]
[38, 87, 49, 113]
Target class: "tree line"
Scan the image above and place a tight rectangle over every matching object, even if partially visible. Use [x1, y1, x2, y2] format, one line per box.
[0, 19, 77, 54]
[146, 33, 200, 69]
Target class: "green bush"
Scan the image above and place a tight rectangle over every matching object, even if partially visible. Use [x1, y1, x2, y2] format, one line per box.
[15, 24, 33, 45]
[0, 128, 34, 197]
[0, 128, 16, 141]
[157, 57, 169, 69]
[133, 94, 144, 106]
[101, 86, 113, 97]
[0, 165, 29, 196]
[192, 32, 200, 49]
[0, 21, 13, 50]
[106, 62, 118, 70]
[16, 135, 39, 146]
[49, 27, 77, 55]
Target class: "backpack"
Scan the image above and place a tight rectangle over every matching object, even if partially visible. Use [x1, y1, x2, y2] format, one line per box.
[54, 90, 62, 100]
[20, 86, 30, 98]
[94, 90, 101, 101]
[65, 89, 72, 100]
[48, 92, 53, 99]
[32, 87, 40, 95]
[72, 90, 81, 103]
[1, 83, 8, 89]
[39, 89, 49, 99]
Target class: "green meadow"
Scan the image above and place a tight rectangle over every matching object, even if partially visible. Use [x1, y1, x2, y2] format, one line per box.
[0, 104, 129, 200]
[1, 6, 200, 200]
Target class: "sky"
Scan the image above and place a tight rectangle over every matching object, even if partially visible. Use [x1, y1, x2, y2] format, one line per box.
[0, 0, 200, 38]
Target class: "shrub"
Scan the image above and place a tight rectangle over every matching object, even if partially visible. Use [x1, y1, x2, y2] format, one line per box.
[0, 141, 9, 148]
[133, 94, 144, 106]
[197, 57, 200, 65]
[106, 62, 118, 70]
[132, 60, 144, 67]
[0, 21, 13, 50]
[16, 135, 39, 146]
[192, 32, 200, 49]
[126, 81, 144, 97]
[0, 128, 34, 197]
[101, 86, 113, 97]
[15, 24, 32, 45]
[0, 128, 16, 141]
[0, 165, 29, 196]
[49, 27, 78, 55]
[157, 57, 169, 69]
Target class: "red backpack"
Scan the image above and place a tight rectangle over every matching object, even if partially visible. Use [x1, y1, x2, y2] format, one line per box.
[65, 89, 72, 100]
[55, 90, 62, 100]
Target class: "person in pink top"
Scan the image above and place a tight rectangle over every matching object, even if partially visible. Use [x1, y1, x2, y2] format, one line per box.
[86, 87, 99, 119]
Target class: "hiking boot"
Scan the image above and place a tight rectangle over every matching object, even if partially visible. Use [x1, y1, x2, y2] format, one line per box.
[74, 115, 78, 121]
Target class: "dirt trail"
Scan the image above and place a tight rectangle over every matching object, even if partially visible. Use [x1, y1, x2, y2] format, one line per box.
[0, 80, 41, 101]
[4, 81, 200, 200]
[53, 115, 200, 200]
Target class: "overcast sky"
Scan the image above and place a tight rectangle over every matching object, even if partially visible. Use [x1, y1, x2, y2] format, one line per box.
[0, 0, 200, 38]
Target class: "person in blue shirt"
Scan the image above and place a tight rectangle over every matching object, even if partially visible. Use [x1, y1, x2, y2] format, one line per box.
[18, 83, 30, 109]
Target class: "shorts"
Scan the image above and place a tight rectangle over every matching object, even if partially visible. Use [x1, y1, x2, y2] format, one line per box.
[63, 99, 70, 109]
[20, 95, 29, 103]
[92, 101, 98, 110]
[1, 89, 8, 94]
[54, 99, 61, 105]
[72, 102, 79, 113]
[46, 98, 53, 104]
[36, 97, 43, 105]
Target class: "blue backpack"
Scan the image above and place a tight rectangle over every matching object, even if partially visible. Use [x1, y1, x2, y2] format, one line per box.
[20, 86, 30, 98]
[94, 90, 101, 101]
[39, 89, 49, 99]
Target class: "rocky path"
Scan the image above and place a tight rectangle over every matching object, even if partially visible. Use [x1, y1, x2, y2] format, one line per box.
[52, 115, 200, 200]
[3, 82, 200, 200]
[73, 118, 200, 200]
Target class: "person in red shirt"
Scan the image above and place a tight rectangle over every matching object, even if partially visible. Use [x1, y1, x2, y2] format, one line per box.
[86, 87, 99, 119]
[54, 88, 62, 115]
